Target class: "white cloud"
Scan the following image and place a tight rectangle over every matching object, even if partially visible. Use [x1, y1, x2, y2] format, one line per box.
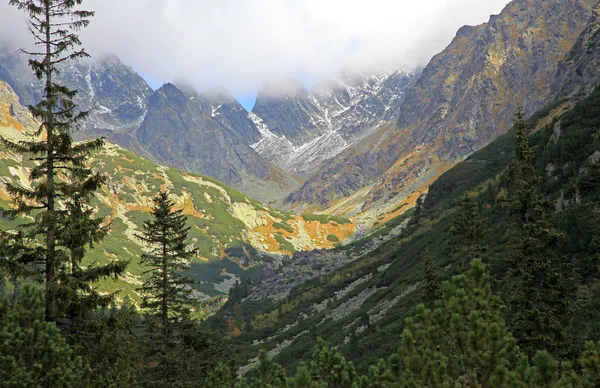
[0, 0, 511, 93]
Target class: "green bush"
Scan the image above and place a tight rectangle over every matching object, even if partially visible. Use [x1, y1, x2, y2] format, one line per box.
[327, 234, 339, 242]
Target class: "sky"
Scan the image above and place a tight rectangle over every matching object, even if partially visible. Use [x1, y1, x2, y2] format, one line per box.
[0, 0, 511, 110]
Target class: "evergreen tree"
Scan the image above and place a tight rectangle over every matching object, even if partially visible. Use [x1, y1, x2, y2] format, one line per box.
[309, 338, 360, 387]
[137, 191, 197, 335]
[248, 349, 287, 387]
[450, 192, 486, 262]
[0, 284, 91, 387]
[421, 255, 440, 309]
[504, 109, 575, 358]
[139, 318, 233, 387]
[1, 0, 127, 322]
[75, 298, 142, 388]
[205, 363, 237, 388]
[396, 260, 522, 386]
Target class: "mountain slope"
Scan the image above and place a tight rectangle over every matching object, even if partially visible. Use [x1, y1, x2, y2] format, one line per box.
[552, 1, 600, 101]
[286, 0, 596, 216]
[134, 83, 301, 203]
[250, 70, 415, 177]
[0, 79, 355, 299]
[209, 82, 600, 375]
[0, 45, 153, 138]
[0, 47, 302, 203]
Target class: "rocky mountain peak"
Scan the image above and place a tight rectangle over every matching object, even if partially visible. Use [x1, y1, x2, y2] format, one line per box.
[285, 0, 596, 216]
[256, 77, 310, 100]
[172, 79, 200, 99]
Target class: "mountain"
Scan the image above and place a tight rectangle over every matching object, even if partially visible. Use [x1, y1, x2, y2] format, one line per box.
[250, 70, 415, 177]
[0, 45, 153, 138]
[552, 1, 600, 101]
[0, 46, 303, 203]
[0, 79, 355, 299]
[174, 82, 262, 145]
[134, 83, 301, 203]
[207, 72, 600, 374]
[286, 0, 597, 219]
[0, 42, 418, 206]
[253, 78, 329, 146]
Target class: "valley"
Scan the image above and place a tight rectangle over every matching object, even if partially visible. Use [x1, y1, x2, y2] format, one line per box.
[2, 0, 600, 385]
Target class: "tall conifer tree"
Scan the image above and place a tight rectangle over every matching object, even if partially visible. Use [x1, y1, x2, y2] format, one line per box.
[504, 109, 575, 358]
[421, 255, 441, 309]
[450, 193, 485, 262]
[137, 191, 197, 335]
[1, 0, 127, 322]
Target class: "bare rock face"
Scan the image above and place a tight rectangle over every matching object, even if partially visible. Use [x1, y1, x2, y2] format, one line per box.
[250, 70, 415, 178]
[553, 2, 600, 102]
[253, 78, 329, 147]
[0, 80, 38, 138]
[286, 0, 596, 210]
[136, 83, 268, 186]
[0, 47, 153, 138]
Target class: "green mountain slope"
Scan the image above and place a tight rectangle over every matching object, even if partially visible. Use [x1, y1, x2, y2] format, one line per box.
[0, 80, 355, 301]
[207, 84, 600, 373]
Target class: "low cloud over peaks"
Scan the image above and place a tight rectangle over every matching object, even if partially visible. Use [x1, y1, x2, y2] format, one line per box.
[0, 0, 510, 95]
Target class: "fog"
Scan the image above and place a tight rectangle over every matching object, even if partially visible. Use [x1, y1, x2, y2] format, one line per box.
[0, 0, 511, 95]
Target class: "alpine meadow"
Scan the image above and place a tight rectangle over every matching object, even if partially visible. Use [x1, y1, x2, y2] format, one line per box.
[2, 0, 600, 386]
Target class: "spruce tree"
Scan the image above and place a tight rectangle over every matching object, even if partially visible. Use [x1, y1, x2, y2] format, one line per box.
[137, 191, 197, 335]
[450, 192, 486, 262]
[243, 350, 287, 387]
[309, 338, 360, 387]
[504, 109, 575, 358]
[0, 284, 91, 387]
[397, 259, 522, 386]
[1, 0, 127, 322]
[421, 255, 440, 309]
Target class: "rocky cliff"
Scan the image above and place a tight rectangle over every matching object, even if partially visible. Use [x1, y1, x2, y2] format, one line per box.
[135, 83, 301, 202]
[286, 0, 596, 215]
[553, 1, 600, 101]
[250, 70, 414, 177]
[0, 46, 153, 138]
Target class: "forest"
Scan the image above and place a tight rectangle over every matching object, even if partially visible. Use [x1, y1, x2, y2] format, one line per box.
[2, 0, 600, 387]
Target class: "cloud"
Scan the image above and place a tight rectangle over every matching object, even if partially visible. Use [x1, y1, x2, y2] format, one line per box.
[0, 0, 511, 93]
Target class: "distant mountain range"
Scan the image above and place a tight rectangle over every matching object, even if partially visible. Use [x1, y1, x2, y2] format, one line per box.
[0, 79, 355, 298]
[1, 0, 598, 230]
[0, 44, 415, 206]
[205, 0, 600, 371]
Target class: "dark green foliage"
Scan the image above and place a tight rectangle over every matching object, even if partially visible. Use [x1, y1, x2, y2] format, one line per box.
[396, 260, 521, 386]
[275, 234, 296, 253]
[503, 109, 576, 358]
[273, 221, 295, 233]
[136, 192, 235, 386]
[308, 338, 359, 387]
[421, 255, 440, 309]
[450, 192, 486, 261]
[216, 261, 600, 386]
[326, 234, 339, 243]
[138, 319, 233, 387]
[0, 284, 91, 387]
[137, 191, 197, 333]
[205, 363, 237, 388]
[248, 349, 288, 387]
[1, 0, 126, 322]
[73, 298, 142, 388]
[301, 214, 351, 225]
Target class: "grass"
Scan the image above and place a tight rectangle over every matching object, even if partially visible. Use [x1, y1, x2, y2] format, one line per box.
[275, 234, 296, 254]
